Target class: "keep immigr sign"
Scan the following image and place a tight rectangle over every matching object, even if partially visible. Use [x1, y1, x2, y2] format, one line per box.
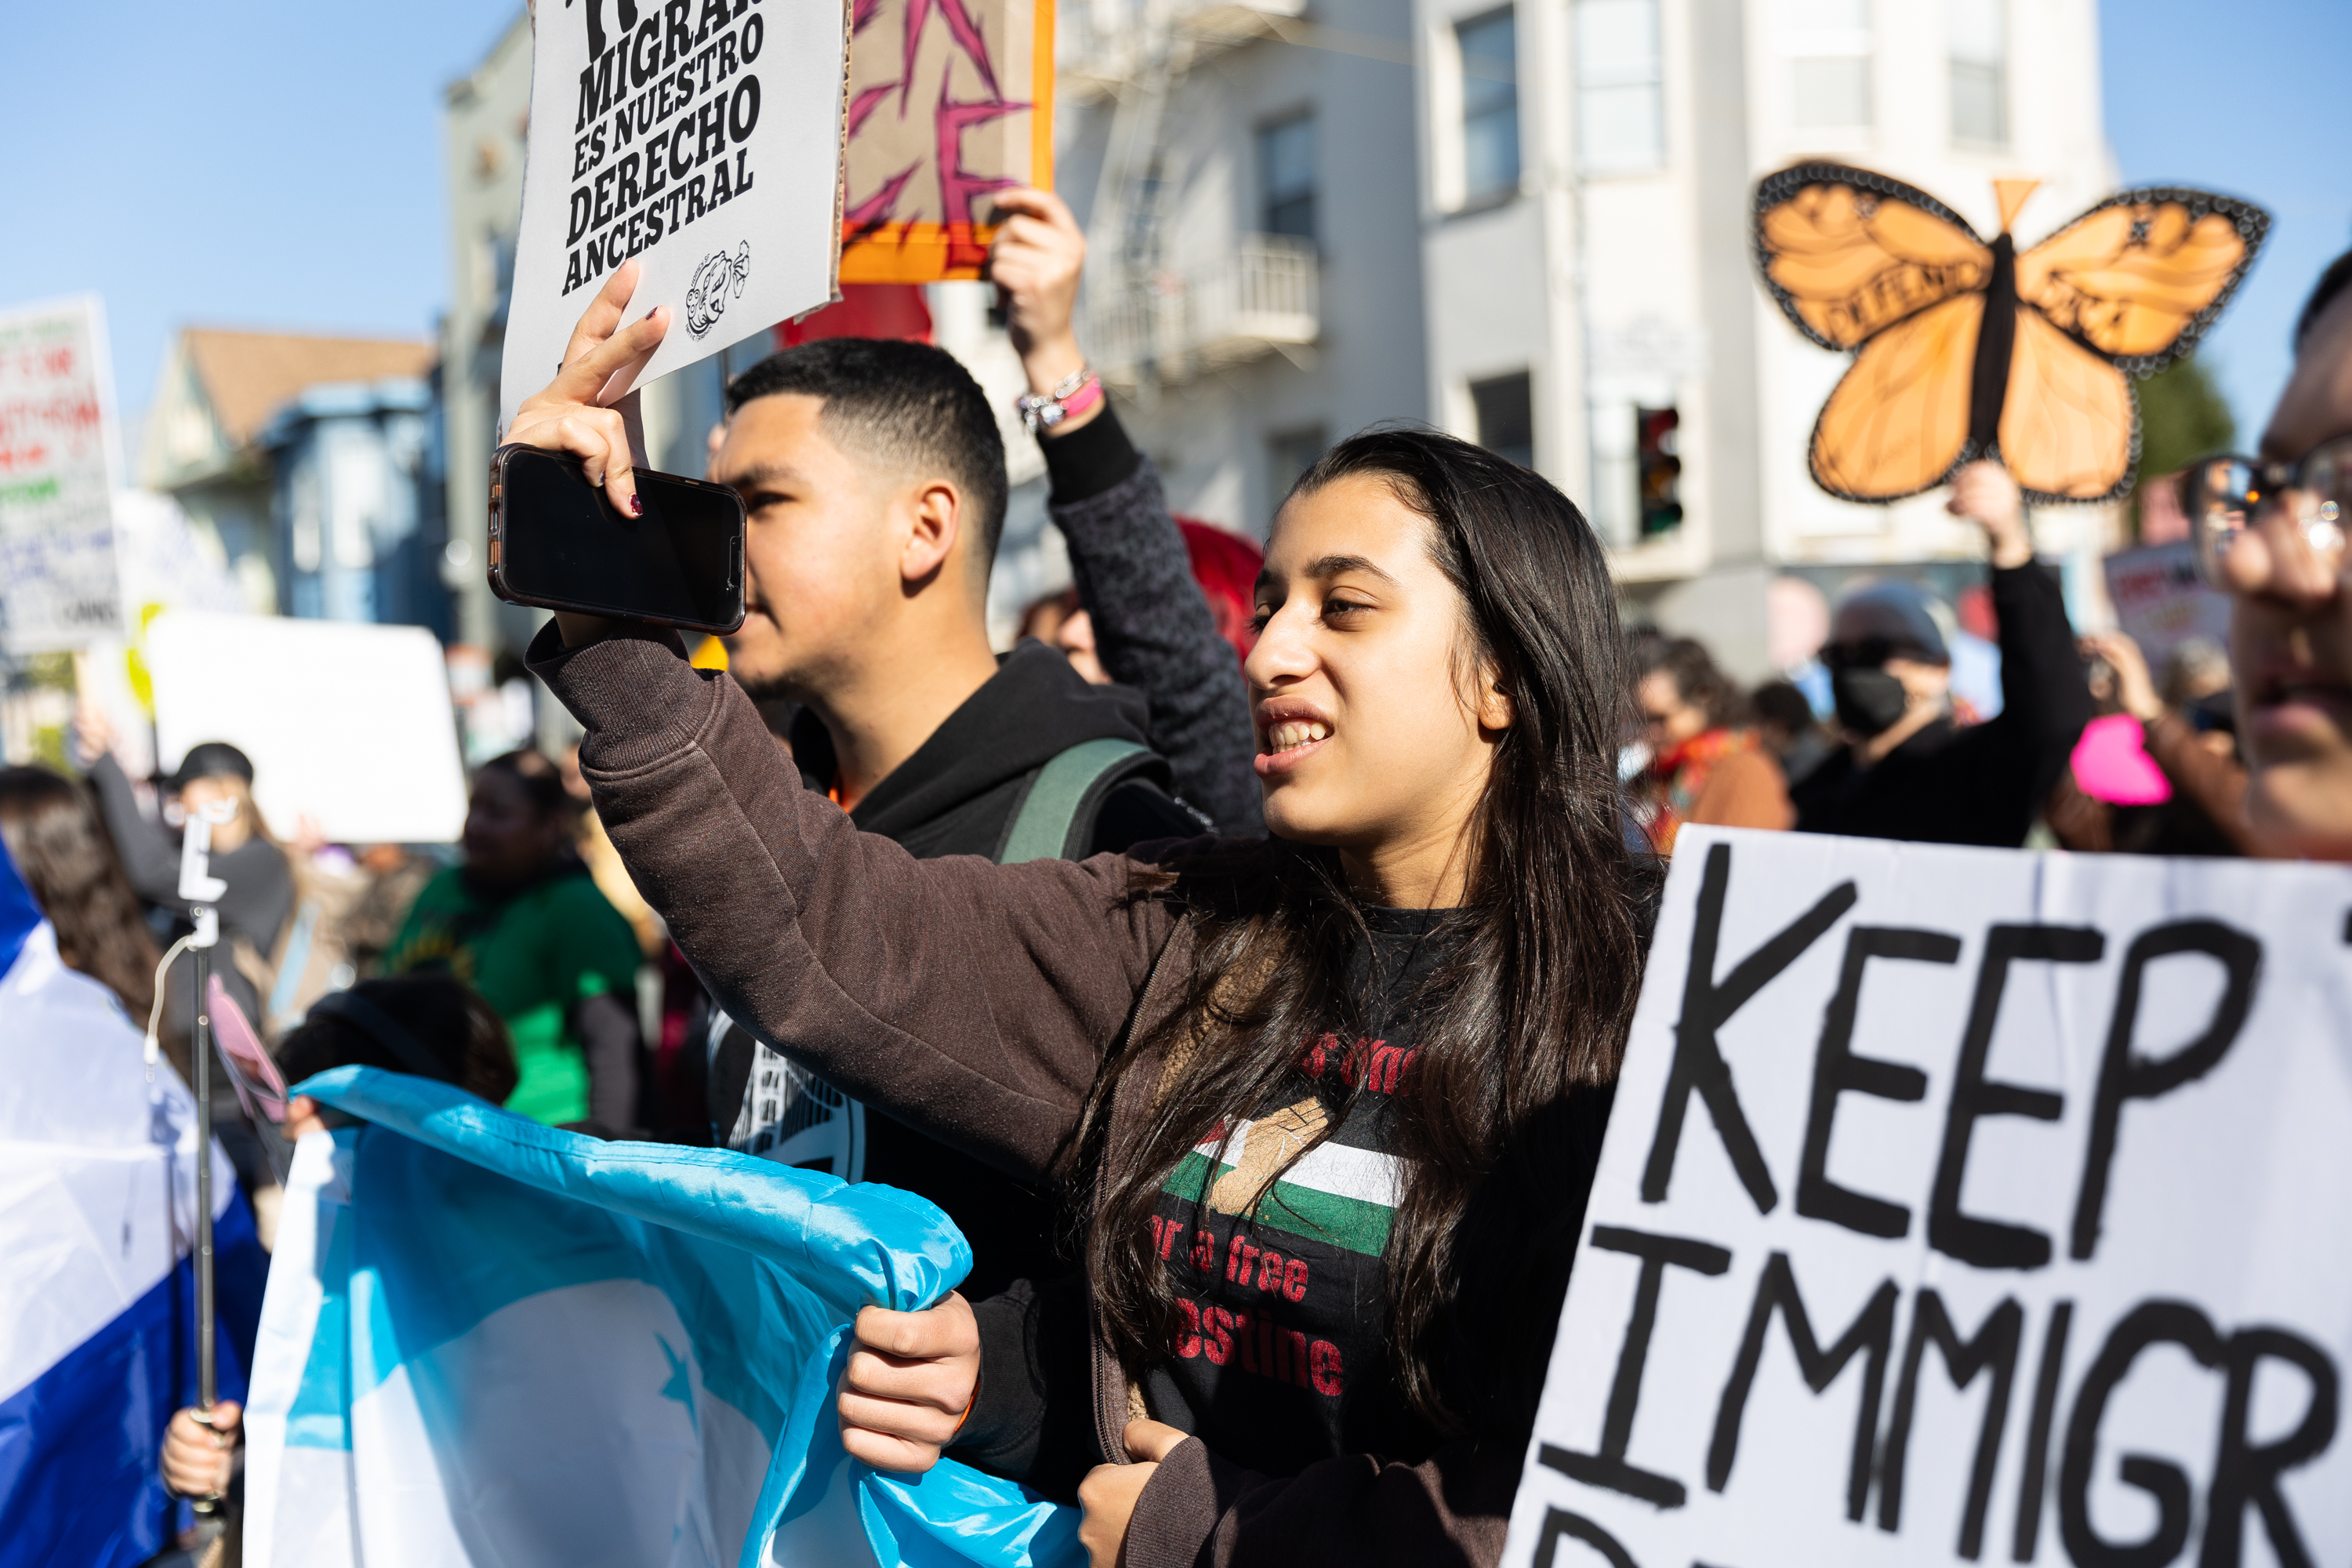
[1506, 828, 2352, 1568]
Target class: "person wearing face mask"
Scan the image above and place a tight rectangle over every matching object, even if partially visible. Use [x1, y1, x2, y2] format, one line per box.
[1791, 461, 2092, 846]
[2198, 249, 2352, 860]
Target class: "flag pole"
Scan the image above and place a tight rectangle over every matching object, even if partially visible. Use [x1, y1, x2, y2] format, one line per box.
[176, 804, 231, 1519]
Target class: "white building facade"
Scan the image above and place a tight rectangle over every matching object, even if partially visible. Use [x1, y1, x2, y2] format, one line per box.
[1062, 0, 2119, 675]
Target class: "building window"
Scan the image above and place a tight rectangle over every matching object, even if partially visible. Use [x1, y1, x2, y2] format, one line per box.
[1268, 426, 1328, 501]
[1785, 0, 1873, 130]
[1258, 115, 1317, 242]
[1471, 372, 1535, 470]
[1947, 0, 2006, 146]
[1458, 8, 1521, 201]
[1636, 406, 1683, 536]
[1574, 0, 1663, 175]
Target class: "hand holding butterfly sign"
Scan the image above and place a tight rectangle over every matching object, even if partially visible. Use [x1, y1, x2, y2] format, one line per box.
[1946, 460, 2032, 569]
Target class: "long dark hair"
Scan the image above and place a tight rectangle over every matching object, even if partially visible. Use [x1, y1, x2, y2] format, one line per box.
[1076, 429, 1650, 1438]
[276, 975, 520, 1105]
[0, 766, 162, 1020]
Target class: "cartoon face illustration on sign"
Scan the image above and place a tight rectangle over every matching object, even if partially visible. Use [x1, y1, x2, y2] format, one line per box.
[684, 245, 753, 340]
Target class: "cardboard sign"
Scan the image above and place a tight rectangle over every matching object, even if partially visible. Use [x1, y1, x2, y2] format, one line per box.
[143, 612, 468, 845]
[0, 296, 123, 653]
[838, 0, 1052, 282]
[1507, 828, 2352, 1567]
[499, 0, 852, 432]
[2104, 542, 2233, 676]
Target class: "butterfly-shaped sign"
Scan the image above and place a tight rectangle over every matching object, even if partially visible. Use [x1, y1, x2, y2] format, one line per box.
[1753, 164, 2268, 506]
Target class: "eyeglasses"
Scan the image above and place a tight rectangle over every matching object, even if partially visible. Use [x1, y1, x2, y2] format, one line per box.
[2184, 434, 2351, 587]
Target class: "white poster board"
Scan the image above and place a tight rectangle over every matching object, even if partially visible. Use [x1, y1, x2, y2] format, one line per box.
[499, 0, 851, 432]
[143, 612, 469, 845]
[1507, 827, 2352, 1568]
[0, 296, 123, 652]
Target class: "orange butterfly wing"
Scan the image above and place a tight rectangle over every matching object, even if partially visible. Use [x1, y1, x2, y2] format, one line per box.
[1808, 293, 1985, 502]
[1755, 165, 1993, 350]
[2015, 191, 2267, 367]
[1996, 308, 2136, 500]
[1757, 165, 1994, 500]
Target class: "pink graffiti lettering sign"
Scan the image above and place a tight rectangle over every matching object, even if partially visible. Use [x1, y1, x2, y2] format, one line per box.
[839, 0, 1052, 281]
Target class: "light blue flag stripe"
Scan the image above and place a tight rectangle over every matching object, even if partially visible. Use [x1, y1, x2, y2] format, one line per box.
[284, 1065, 1081, 1568]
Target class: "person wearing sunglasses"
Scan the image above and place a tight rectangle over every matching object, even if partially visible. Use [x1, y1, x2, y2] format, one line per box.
[1791, 462, 2093, 847]
[2187, 249, 2352, 860]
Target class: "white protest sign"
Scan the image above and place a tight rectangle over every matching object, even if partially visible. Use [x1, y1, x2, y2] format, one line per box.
[499, 0, 850, 432]
[0, 296, 124, 652]
[2104, 542, 2232, 674]
[143, 612, 469, 845]
[1508, 827, 2352, 1568]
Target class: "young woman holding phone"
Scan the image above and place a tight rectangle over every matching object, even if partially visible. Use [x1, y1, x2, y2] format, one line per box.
[514, 264, 1651, 1566]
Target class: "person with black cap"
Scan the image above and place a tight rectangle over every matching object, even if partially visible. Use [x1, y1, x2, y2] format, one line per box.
[1792, 461, 2092, 846]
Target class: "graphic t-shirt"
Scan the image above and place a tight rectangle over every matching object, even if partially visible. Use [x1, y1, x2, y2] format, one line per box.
[381, 862, 643, 1125]
[1142, 906, 1456, 1475]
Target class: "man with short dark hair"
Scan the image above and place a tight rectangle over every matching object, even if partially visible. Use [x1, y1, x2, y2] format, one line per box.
[509, 194, 1251, 1298]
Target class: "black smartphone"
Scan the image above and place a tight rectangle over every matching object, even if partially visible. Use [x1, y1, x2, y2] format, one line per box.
[488, 444, 746, 634]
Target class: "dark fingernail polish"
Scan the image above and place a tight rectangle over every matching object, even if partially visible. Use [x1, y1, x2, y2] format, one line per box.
[629, 494, 644, 516]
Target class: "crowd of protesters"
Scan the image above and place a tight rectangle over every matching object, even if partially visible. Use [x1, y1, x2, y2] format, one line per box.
[12, 197, 2349, 1568]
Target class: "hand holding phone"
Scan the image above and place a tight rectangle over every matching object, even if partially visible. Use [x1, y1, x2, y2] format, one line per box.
[489, 445, 745, 633]
[492, 260, 744, 633]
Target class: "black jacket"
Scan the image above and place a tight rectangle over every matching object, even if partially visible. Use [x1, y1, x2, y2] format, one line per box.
[1793, 561, 2090, 847]
[710, 638, 1203, 1301]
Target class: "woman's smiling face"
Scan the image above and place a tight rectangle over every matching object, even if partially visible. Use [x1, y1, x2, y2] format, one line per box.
[1246, 474, 1512, 905]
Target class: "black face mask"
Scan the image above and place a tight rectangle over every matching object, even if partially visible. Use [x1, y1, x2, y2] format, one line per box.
[1831, 666, 1912, 738]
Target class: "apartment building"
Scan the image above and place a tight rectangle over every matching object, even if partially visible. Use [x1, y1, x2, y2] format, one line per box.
[1065, 0, 2118, 674]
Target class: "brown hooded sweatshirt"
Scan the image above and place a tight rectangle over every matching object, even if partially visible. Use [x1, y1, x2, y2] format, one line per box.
[528, 621, 1546, 1568]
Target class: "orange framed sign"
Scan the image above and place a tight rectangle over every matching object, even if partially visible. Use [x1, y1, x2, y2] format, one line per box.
[837, 0, 1054, 282]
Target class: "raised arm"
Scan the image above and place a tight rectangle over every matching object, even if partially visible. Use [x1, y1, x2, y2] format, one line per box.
[990, 189, 1264, 834]
[528, 620, 1174, 1184]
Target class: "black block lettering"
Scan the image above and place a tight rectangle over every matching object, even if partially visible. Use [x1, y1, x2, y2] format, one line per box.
[1539, 1225, 1732, 1508]
[2010, 1300, 2072, 1563]
[1708, 1251, 1898, 1522]
[1877, 1290, 2022, 1559]
[1931, 926, 2099, 1271]
[1642, 844, 1857, 1214]
[2059, 1301, 2223, 1568]
[2203, 1328, 2337, 1568]
[2071, 921, 2260, 1261]
[1795, 927, 1956, 1239]
[1533, 1508, 1638, 1568]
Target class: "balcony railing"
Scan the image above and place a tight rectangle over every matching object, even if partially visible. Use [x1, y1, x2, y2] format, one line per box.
[1088, 234, 1319, 387]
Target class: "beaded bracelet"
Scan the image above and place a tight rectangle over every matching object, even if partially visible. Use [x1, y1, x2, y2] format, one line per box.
[1016, 367, 1103, 435]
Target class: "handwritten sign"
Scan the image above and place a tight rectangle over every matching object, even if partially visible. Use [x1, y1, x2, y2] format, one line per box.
[1507, 828, 2352, 1567]
[499, 0, 851, 432]
[0, 296, 122, 653]
[839, 0, 1052, 282]
[2104, 542, 2231, 674]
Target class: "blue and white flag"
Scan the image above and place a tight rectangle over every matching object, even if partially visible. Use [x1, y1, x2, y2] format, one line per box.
[0, 838, 267, 1568]
[247, 1065, 1084, 1568]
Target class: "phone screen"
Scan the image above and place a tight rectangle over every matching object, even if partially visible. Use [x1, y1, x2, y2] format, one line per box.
[492, 445, 745, 632]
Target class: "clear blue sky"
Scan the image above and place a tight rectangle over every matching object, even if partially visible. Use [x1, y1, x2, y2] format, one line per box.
[1, 0, 2343, 446]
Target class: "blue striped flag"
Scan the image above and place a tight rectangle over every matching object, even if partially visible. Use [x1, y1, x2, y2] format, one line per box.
[0, 838, 267, 1568]
[245, 1065, 1083, 1568]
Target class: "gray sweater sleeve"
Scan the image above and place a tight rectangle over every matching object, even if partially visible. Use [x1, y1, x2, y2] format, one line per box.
[1051, 456, 1264, 835]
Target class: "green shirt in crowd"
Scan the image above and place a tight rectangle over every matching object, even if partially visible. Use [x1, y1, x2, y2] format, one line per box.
[382, 862, 643, 1125]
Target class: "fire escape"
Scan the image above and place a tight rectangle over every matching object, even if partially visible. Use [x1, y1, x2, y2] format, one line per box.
[1063, 0, 1322, 393]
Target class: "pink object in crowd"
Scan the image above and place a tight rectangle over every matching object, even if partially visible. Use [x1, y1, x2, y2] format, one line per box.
[2070, 713, 2172, 806]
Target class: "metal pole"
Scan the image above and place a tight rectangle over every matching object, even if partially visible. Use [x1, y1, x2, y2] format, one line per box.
[191, 927, 215, 1413]
[191, 911, 220, 1519]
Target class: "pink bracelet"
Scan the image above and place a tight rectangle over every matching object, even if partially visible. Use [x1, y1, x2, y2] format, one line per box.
[1018, 369, 1102, 435]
